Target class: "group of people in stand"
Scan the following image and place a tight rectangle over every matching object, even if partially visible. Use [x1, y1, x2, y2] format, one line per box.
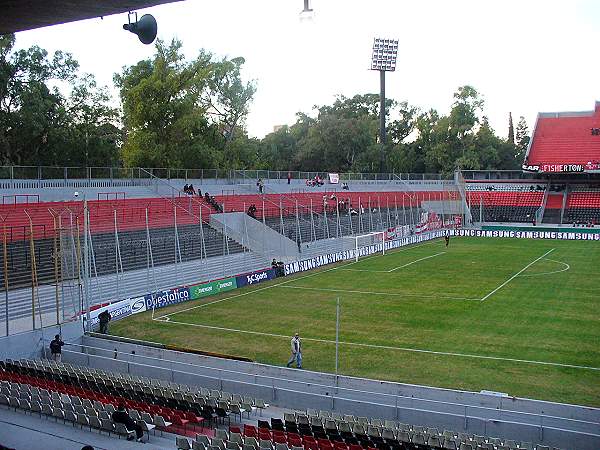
[182, 184, 197, 195]
[322, 194, 359, 215]
[204, 192, 223, 212]
[306, 175, 324, 187]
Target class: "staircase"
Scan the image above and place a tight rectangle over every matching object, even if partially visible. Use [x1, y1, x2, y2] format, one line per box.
[542, 193, 564, 224]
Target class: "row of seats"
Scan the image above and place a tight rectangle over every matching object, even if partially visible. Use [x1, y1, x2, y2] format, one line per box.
[0, 222, 245, 290]
[3, 359, 267, 421]
[246, 413, 560, 450]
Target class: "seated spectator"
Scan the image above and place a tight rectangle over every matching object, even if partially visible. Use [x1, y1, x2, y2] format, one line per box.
[204, 192, 210, 202]
[112, 404, 143, 442]
[247, 204, 257, 219]
[272, 258, 278, 269]
[188, 184, 196, 195]
[183, 184, 190, 194]
[342, 182, 349, 190]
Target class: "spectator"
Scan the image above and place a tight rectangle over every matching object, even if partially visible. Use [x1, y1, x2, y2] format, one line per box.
[49, 334, 64, 362]
[287, 171, 291, 185]
[204, 192, 210, 203]
[286, 333, 302, 369]
[271, 258, 278, 269]
[188, 184, 196, 195]
[98, 310, 112, 334]
[112, 404, 144, 442]
[247, 204, 257, 219]
[257, 178, 264, 194]
[342, 182, 349, 190]
[183, 184, 189, 194]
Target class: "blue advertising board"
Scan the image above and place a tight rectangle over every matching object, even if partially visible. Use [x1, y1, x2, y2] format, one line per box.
[235, 268, 277, 288]
[144, 287, 191, 310]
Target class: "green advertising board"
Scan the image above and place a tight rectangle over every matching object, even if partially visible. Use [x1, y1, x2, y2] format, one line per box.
[189, 277, 237, 300]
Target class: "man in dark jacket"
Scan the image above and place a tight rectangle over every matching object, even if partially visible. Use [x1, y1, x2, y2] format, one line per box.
[49, 335, 64, 362]
[112, 404, 143, 441]
[98, 310, 111, 334]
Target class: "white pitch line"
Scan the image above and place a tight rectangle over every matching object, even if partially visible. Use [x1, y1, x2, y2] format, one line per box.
[279, 285, 479, 301]
[156, 238, 444, 320]
[519, 258, 570, 277]
[156, 257, 358, 320]
[153, 317, 600, 372]
[480, 248, 555, 302]
[388, 252, 446, 272]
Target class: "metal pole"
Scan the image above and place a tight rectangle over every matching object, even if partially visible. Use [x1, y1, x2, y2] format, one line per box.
[310, 199, 316, 242]
[114, 210, 120, 302]
[52, 215, 59, 325]
[3, 222, 9, 336]
[335, 297, 340, 377]
[26, 213, 37, 329]
[83, 199, 91, 332]
[379, 70, 386, 173]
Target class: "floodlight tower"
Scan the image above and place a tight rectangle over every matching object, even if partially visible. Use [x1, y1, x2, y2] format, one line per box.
[370, 38, 398, 173]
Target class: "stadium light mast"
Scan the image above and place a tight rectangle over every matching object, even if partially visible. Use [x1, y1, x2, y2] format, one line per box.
[370, 38, 398, 173]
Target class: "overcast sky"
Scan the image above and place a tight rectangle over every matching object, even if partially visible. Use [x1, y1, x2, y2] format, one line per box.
[14, 0, 600, 139]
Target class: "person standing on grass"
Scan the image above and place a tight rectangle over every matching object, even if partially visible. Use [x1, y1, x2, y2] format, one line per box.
[98, 309, 112, 334]
[444, 232, 450, 247]
[49, 334, 64, 362]
[286, 333, 302, 369]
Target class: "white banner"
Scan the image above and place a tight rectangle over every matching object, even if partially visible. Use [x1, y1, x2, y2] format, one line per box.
[328, 173, 340, 184]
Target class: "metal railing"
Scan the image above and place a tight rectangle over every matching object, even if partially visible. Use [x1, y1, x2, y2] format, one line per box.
[0, 165, 452, 184]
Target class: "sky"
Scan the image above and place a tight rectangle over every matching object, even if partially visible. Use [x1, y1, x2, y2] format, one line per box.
[13, 0, 600, 140]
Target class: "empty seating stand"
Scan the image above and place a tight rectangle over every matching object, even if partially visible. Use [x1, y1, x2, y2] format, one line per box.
[564, 189, 600, 224]
[467, 191, 543, 223]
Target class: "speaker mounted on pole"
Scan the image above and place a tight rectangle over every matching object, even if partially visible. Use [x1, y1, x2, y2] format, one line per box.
[123, 11, 157, 45]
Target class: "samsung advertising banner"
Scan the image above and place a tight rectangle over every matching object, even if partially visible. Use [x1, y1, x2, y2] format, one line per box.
[144, 287, 191, 310]
[284, 230, 446, 276]
[451, 229, 600, 241]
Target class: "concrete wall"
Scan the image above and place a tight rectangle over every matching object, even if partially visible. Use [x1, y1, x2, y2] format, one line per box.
[0, 320, 82, 361]
[210, 212, 299, 259]
[64, 336, 600, 450]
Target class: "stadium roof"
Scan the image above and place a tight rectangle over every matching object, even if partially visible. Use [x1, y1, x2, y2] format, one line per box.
[523, 101, 600, 174]
[0, 0, 183, 35]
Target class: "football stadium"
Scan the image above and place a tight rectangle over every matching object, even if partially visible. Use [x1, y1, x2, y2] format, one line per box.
[0, 2, 599, 450]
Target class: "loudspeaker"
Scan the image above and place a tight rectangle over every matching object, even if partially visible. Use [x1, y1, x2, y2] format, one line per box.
[123, 13, 157, 45]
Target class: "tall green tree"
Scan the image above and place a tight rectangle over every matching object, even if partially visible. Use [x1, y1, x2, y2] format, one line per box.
[515, 116, 530, 163]
[0, 34, 118, 166]
[115, 39, 255, 169]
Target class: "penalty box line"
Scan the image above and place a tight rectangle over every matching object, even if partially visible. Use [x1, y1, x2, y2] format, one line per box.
[479, 248, 555, 302]
[156, 238, 445, 321]
[152, 316, 600, 372]
[339, 252, 446, 273]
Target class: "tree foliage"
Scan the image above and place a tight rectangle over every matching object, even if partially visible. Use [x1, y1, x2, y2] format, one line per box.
[115, 39, 255, 169]
[1, 34, 530, 175]
[0, 34, 119, 166]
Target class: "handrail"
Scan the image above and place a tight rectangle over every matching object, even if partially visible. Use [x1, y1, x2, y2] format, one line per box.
[0, 165, 453, 183]
[62, 340, 600, 428]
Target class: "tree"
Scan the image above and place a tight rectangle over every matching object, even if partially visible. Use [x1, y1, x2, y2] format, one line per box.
[507, 112, 514, 144]
[115, 39, 256, 169]
[0, 34, 118, 166]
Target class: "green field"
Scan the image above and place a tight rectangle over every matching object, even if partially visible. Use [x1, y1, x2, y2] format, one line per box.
[111, 237, 600, 407]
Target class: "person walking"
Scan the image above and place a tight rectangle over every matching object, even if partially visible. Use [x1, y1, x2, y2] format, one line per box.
[98, 310, 112, 334]
[286, 333, 302, 369]
[49, 334, 64, 362]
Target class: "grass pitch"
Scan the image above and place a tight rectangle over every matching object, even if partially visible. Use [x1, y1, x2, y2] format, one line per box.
[111, 237, 600, 407]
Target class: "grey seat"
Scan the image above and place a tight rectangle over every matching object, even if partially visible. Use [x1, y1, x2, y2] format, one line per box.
[177, 437, 192, 450]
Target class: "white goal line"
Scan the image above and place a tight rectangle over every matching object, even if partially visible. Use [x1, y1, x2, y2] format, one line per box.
[278, 285, 478, 301]
[152, 316, 600, 372]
